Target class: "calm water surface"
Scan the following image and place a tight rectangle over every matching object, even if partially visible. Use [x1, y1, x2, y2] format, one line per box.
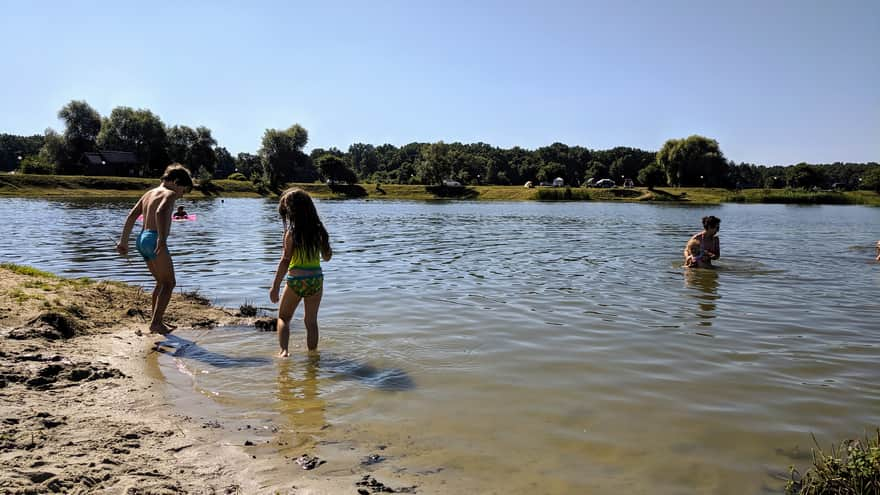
[1, 197, 879, 494]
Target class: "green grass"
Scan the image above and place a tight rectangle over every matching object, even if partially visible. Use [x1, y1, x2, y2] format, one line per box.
[2, 174, 879, 205]
[724, 189, 856, 205]
[786, 430, 880, 494]
[0, 174, 262, 198]
[0, 263, 57, 278]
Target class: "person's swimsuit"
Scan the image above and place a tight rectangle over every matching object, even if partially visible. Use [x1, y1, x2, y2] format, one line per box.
[136, 230, 159, 261]
[286, 242, 323, 297]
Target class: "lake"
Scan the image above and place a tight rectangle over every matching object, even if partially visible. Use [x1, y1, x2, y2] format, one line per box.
[1, 197, 878, 494]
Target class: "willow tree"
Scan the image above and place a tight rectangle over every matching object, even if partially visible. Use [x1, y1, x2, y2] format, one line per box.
[656, 135, 728, 187]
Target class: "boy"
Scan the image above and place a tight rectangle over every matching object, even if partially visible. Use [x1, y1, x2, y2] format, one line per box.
[116, 164, 194, 334]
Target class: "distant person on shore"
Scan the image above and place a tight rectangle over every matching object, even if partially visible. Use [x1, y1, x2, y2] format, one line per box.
[269, 188, 332, 357]
[173, 205, 188, 219]
[116, 164, 194, 335]
[684, 215, 721, 268]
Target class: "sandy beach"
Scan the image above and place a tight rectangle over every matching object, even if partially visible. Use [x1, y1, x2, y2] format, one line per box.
[0, 265, 422, 495]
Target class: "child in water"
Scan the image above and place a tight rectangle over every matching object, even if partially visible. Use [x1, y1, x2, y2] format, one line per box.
[684, 238, 709, 268]
[173, 205, 188, 219]
[116, 164, 194, 334]
[269, 188, 332, 357]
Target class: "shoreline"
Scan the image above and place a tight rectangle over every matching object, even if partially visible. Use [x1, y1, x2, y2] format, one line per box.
[2, 173, 878, 205]
[0, 265, 425, 494]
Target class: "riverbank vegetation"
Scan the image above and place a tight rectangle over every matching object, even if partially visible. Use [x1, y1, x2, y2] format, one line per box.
[786, 430, 880, 494]
[2, 173, 879, 205]
[2, 100, 878, 201]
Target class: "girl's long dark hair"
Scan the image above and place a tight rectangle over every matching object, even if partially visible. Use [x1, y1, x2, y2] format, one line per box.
[278, 188, 328, 259]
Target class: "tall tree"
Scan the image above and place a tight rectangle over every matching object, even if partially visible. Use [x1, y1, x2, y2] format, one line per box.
[656, 135, 727, 187]
[258, 124, 314, 186]
[316, 154, 358, 183]
[96, 107, 168, 175]
[37, 128, 66, 174]
[417, 141, 452, 185]
[57, 100, 102, 174]
[214, 146, 235, 178]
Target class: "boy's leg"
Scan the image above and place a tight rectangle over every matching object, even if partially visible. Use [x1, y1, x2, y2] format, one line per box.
[302, 289, 323, 351]
[145, 252, 176, 334]
[276, 285, 301, 357]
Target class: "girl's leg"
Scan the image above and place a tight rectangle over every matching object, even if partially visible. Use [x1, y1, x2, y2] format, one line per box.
[276, 284, 302, 357]
[302, 288, 323, 351]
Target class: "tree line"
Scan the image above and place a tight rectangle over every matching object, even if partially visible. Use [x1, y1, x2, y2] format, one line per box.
[2, 99, 878, 192]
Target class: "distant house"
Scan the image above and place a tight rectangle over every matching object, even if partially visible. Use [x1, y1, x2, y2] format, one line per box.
[80, 151, 143, 177]
[552, 177, 565, 187]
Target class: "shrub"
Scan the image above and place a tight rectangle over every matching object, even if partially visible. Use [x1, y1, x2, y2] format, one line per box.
[226, 172, 247, 181]
[19, 156, 54, 175]
[535, 187, 590, 201]
[786, 430, 880, 494]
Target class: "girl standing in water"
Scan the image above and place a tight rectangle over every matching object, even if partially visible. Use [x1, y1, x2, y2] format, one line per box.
[269, 188, 332, 357]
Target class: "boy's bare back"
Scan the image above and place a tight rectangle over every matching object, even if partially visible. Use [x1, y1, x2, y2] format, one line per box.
[139, 186, 177, 235]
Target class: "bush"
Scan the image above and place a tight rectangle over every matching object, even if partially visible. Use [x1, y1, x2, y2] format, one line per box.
[535, 187, 590, 200]
[786, 430, 880, 495]
[226, 172, 247, 181]
[19, 156, 54, 175]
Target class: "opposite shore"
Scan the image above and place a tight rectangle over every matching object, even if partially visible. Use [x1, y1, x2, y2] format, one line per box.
[2, 173, 879, 205]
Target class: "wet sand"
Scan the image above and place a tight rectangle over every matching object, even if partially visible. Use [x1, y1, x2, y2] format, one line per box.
[0, 266, 423, 494]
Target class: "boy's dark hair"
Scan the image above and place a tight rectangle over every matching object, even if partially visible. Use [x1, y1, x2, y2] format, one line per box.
[161, 163, 194, 192]
[702, 215, 721, 229]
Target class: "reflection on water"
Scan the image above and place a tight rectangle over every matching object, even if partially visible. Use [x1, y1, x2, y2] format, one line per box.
[683, 267, 720, 326]
[276, 356, 326, 450]
[2, 198, 880, 494]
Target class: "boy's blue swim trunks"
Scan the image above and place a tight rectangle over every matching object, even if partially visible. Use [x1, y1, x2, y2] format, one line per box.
[136, 230, 159, 261]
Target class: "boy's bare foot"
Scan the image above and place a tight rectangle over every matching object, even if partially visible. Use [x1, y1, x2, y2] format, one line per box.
[149, 323, 174, 335]
[164, 321, 178, 330]
[277, 350, 290, 358]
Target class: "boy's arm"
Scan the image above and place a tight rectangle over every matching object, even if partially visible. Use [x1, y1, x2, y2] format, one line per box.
[116, 198, 144, 255]
[712, 238, 720, 259]
[269, 231, 294, 303]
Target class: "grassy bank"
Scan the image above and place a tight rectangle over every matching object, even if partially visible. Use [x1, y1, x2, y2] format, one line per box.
[1, 174, 878, 205]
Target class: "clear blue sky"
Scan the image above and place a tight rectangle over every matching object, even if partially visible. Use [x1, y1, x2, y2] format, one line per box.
[2, 0, 877, 165]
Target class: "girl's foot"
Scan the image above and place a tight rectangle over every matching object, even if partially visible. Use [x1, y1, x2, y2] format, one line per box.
[277, 349, 290, 358]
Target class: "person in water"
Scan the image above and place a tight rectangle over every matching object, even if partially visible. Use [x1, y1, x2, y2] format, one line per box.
[269, 188, 332, 357]
[684, 238, 708, 268]
[116, 164, 194, 335]
[173, 205, 188, 219]
[876, 240, 879, 262]
[684, 215, 721, 268]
